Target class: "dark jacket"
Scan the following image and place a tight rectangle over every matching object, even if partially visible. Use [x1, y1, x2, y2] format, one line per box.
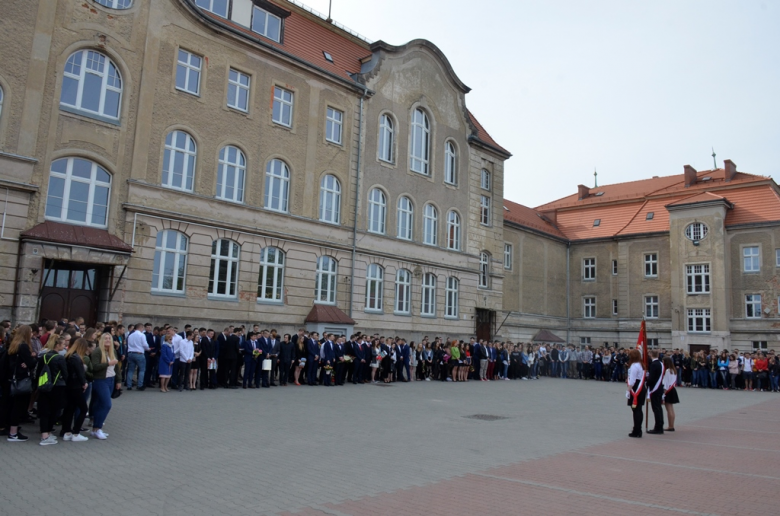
[65, 353, 87, 389]
[223, 335, 241, 360]
[37, 350, 68, 388]
[279, 341, 295, 363]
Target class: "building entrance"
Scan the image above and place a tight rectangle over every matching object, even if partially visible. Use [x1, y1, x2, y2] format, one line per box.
[39, 260, 101, 327]
[475, 309, 495, 342]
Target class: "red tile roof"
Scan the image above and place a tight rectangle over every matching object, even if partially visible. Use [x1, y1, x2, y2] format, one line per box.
[503, 200, 566, 239]
[666, 192, 728, 207]
[532, 329, 566, 343]
[304, 304, 355, 325]
[21, 221, 133, 253]
[468, 110, 510, 156]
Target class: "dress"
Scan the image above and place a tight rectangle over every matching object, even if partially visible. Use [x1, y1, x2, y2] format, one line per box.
[663, 371, 680, 404]
[158, 343, 175, 378]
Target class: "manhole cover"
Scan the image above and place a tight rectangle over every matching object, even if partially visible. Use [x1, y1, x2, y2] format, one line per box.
[463, 414, 509, 421]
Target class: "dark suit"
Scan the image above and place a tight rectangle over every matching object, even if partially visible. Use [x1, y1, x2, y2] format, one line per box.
[216, 333, 229, 387]
[400, 343, 411, 382]
[241, 338, 260, 388]
[321, 340, 335, 386]
[278, 340, 294, 385]
[352, 342, 364, 384]
[306, 338, 320, 386]
[269, 338, 280, 385]
[144, 331, 159, 387]
[224, 335, 241, 387]
[199, 336, 215, 389]
[648, 359, 665, 431]
[334, 342, 345, 385]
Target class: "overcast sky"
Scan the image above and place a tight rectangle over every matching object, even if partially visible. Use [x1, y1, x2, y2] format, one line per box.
[303, 0, 780, 207]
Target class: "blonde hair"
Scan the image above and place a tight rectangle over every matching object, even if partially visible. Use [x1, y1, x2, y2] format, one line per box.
[8, 325, 32, 355]
[66, 337, 88, 359]
[99, 333, 116, 363]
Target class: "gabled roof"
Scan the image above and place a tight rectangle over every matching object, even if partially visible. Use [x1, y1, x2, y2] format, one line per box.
[305, 304, 355, 325]
[532, 329, 566, 343]
[21, 221, 133, 253]
[503, 200, 566, 239]
[468, 110, 511, 157]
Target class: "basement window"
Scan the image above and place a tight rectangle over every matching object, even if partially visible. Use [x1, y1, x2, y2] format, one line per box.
[593, 219, 601, 227]
[323, 51, 334, 63]
[646, 212, 654, 220]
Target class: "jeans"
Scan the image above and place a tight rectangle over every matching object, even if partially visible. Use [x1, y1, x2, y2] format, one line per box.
[611, 365, 623, 381]
[551, 361, 559, 377]
[92, 378, 113, 429]
[594, 362, 602, 380]
[770, 374, 779, 391]
[126, 353, 146, 388]
[709, 371, 717, 388]
[75, 382, 91, 423]
[560, 362, 567, 379]
[502, 363, 509, 378]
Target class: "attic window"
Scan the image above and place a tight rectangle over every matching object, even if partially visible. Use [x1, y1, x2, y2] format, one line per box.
[323, 51, 334, 63]
[646, 212, 654, 220]
[593, 219, 601, 227]
[595, 192, 605, 197]
[701, 176, 712, 181]
[503, 206, 509, 211]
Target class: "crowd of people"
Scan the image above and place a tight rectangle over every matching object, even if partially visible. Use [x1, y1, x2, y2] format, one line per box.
[1, 317, 778, 445]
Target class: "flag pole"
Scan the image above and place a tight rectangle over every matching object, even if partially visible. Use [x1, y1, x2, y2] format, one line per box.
[642, 317, 649, 432]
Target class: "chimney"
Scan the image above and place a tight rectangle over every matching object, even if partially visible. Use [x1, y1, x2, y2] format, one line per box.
[684, 165, 697, 187]
[577, 184, 590, 200]
[724, 159, 737, 182]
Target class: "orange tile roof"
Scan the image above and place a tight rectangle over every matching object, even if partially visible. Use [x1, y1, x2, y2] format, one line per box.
[723, 185, 780, 226]
[666, 192, 727, 207]
[503, 200, 566, 239]
[615, 199, 670, 236]
[468, 110, 510, 156]
[555, 202, 647, 240]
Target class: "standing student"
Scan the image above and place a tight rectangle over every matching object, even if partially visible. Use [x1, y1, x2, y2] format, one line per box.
[306, 332, 320, 386]
[189, 333, 201, 391]
[662, 357, 679, 432]
[646, 349, 666, 435]
[89, 333, 118, 440]
[626, 349, 646, 438]
[279, 333, 294, 386]
[125, 324, 149, 391]
[36, 337, 69, 445]
[60, 338, 89, 442]
[177, 331, 195, 392]
[2, 326, 36, 442]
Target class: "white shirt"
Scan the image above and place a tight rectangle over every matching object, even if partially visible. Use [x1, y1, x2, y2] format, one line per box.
[627, 362, 644, 386]
[662, 370, 677, 391]
[127, 330, 149, 353]
[178, 338, 194, 362]
[743, 357, 753, 372]
[171, 333, 183, 357]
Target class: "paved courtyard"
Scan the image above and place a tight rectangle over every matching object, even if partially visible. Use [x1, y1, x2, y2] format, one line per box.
[1, 379, 776, 515]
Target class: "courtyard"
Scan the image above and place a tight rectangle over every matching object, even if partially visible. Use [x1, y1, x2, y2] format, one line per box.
[1, 378, 776, 515]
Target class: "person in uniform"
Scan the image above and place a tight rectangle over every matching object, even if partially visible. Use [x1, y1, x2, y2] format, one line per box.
[626, 349, 646, 438]
[662, 356, 679, 432]
[646, 349, 666, 435]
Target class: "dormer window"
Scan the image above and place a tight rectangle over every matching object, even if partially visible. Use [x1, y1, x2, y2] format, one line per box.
[594, 191, 605, 197]
[195, 0, 228, 18]
[323, 51, 334, 63]
[646, 212, 654, 220]
[593, 219, 601, 227]
[252, 5, 282, 42]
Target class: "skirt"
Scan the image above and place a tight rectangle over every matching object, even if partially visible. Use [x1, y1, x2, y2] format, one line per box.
[158, 360, 173, 377]
[664, 387, 680, 404]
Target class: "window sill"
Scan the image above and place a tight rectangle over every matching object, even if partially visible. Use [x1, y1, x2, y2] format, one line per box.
[43, 216, 107, 230]
[227, 105, 249, 115]
[207, 295, 239, 303]
[444, 315, 459, 320]
[393, 311, 411, 317]
[364, 309, 384, 315]
[256, 298, 284, 306]
[325, 139, 343, 148]
[150, 290, 186, 298]
[162, 184, 194, 194]
[174, 86, 201, 98]
[313, 301, 337, 306]
[271, 120, 293, 130]
[420, 314, 436, 319]
[59, 105, 121, 127]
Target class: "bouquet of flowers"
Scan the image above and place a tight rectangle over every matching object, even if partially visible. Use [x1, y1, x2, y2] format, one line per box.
[323, 365, 334, 374]
[252, 349, 262, 359]
[344, 356, 354, 363]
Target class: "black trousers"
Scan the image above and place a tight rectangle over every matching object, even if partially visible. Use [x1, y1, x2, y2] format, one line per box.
[178, 362, 192, 390]
[224, 358, 237, 387]
[61, 387, 88, 435]
[199, 361, 209, 389]
[650, 391, 664, 430]
[38, 386, 66, 434]
[279, 360, 291, 385]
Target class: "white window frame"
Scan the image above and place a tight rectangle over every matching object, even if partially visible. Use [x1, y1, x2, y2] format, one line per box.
[257, 247, 285, 303]
[95, 0, 133, 8]
[45, 158, 112, 228]
[446, 210, 461, 250]
[583, 258, 596, 281]
[365, 264, 384, 312]
[743, 246, 760, 273]
[584, 297, 596, 319]
[195, 0, 228, 18]
[612, 299, 618, 316]
[479, 252, 490, 289]
[326, 107, 343, 145]
[444, 141, 457, 185]
[397, 196, 413, 241]
[315, 256, 337, 304]
[687, 308, 711, 333]
[394, 269, 412, 314]
[378, 114, 394, 163]
[251, 5, 282, 42]
[612, 259, 618, 275]
[368, 188, 386, 234]
[152, 230, 188, 294]
[264, 159, 290, 213]
[272, 86, 293, 127]
[208, 239, 240, 298]
[746, 294, 762, 319]
[445, 277, 459, 318]
[421, 273, 436, 317]
[685, 264, 710, 294]
[644, 295, 659, 319]
[409, 108, 430, 175]
[684, 222, 708, 241]
[480, 195, 491, 226]
[319, 174, 341, 224]
[60, 50, 122, 121]
[644, 253, 658, 277]
[162, 130, 196, 192]
[752, 341, 768, 350]
[175, 49, 201, 96]
[227, 68, 250, 112]
[504, 243, 513, 270]
[481, 169, 491, 191]
[216, 145, 246, 203]
[423, 204, 438, 246]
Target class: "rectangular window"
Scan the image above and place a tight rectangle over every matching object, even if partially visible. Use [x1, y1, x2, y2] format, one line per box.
[745, 294, 762, 318]
[612, 299, 618, 316]
[580, 337, 591, 346]
[743, 246, 760, 272]
[480, 195, 491, 225]
[644, 253, 658, 277]
[647, 338, 659, 348]
[685, 264, 710, 294]
[583, 258, 596, 281]
[687, 308, 711, 333]
[445, 277, 459, 318]
[175, 49, 201, 96]
[325, 107, 343, 144]
[752, 341, 768, 350]
[481, 169, 491, 190]
[227, 69, 250, 112]
[272, 86, 293, 127]
[644, 295, 659, 319]
[504, 243, 513, 270]
[584, 297, 596, 318]
[196, 0, 229, 18]
[251, 6, 282, 42]
[612, 259, 618, 275]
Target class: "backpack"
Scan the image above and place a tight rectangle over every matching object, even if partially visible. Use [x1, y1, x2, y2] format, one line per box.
[36, 353, 60, 393]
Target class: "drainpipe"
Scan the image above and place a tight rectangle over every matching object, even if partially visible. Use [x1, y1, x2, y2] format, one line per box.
[349, 85, 369, 318]
[566, 242, 571, 345]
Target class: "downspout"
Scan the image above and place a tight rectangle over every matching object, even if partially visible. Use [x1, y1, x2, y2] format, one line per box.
[349, 86, 369, 318]
[566, 242, 571, 345]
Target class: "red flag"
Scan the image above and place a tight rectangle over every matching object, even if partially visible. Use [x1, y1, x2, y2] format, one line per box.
[636, 319, 647, 369]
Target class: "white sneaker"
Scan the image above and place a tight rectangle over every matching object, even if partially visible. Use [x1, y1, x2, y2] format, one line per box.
[63, 433, 73, 441]
[71, 433, 89, 442]
[91, 430, 108, 440]
[39, 435, 58, 446]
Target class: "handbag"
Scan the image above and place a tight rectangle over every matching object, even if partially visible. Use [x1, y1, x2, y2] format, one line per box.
[262, 359, 272, 371]
[10, 375, 32, 397]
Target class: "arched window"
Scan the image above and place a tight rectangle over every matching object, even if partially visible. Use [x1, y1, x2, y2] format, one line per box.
[410, 108, 430, 175]
[45, 158, 111, 228]
[209, 239, 240, 298]
[421, 272, 436, 316]
[217, 145, 245, 203]
[95, 0, 133, 8]
[319, 174, 341, 224]
[445, 277, 459, 318]
[479, 252, 491, 289]
[365, 263, 384, 312]
[60, 50, 122, 120]
[368, 188, 386, 234]
[423, 204, 438, 246]
[394, 269, 411, 314]
[315, 256, 337, 304]
[397, 196, 413, 240]
[264, 159, 290, 212]
[162, 130, 196, 191]
[378, 114, 394, 163]
[446, 210, 461, 250]
[152, 230, 188, 293]
[444, 141, 457, 185]
[257, 247, 285, 302]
